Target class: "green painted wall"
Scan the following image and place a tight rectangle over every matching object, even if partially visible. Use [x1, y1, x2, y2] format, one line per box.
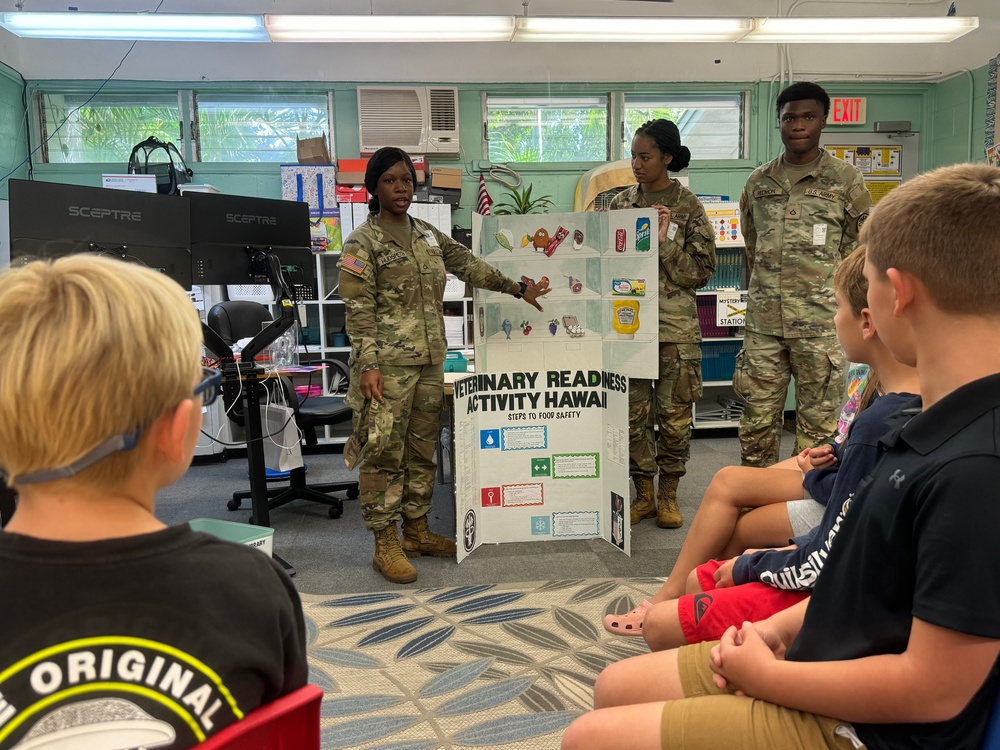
[0, 61, 28, 200]
[6, 67, 992, 224]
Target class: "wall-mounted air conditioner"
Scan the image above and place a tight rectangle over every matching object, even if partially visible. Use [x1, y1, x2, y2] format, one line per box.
[358, 86, 459, 156]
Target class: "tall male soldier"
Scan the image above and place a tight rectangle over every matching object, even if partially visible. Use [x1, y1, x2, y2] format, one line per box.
[736, 82, 871, 467]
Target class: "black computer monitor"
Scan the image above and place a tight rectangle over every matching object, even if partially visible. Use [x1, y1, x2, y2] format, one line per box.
[188, 192, 315, 288]
[7, 179, 193, 288]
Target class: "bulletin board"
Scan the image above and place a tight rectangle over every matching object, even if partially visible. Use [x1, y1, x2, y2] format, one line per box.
[821, 132, 920, 204]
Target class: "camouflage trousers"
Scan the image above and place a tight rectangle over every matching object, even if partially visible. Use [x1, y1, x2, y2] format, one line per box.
[734, 331, 845, 468]
[351, 361, 443, 531]
[629, 342, 703, 480]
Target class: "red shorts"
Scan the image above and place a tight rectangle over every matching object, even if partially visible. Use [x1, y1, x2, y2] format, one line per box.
[676, 559, 810, 644]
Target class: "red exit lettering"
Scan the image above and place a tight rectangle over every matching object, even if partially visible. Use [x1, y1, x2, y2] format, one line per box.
[831, 97, 867, 125]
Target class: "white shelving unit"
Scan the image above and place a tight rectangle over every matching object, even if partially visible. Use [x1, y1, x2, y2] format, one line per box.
[694, 202, 747, 431]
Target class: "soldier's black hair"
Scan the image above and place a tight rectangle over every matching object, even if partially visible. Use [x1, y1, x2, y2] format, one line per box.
[776, 81, 831, 117]
[634, 119, 691, 172]
[364, 147, 418, 214]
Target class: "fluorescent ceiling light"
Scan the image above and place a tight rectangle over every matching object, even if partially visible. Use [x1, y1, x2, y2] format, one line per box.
[742, 16, 978, 43]
[513, 17, 752, 42]
[265, 15, 516, 42]
[0, 12, 269, 42]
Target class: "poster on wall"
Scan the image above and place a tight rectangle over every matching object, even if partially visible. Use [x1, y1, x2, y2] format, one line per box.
[471, 209, 659, 379]
[454, 368, 630, 562]
[824, 143, 905, 204]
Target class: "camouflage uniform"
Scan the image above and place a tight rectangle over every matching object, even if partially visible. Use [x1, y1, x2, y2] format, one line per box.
[609, 184, 717, 484]
[736, 150, 871, 467]
[339, 214, 521, 531]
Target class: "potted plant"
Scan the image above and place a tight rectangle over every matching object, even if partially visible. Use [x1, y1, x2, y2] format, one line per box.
[493, 184, 553, 215]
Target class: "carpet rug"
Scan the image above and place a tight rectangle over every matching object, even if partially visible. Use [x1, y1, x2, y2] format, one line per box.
[302, 577, 663, 750]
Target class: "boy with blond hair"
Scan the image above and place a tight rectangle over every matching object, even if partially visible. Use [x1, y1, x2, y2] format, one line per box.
[563, 163, 1000, 750]
[0, 255, 307, 749]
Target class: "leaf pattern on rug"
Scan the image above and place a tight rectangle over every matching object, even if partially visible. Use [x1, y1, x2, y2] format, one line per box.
[319, 593, 404, 607]
[501, 622, 572, 651]
[450, 712, 579, 745]
[572, 651, 615, 675]
[418, 658, 494, 698]
[459, 607, 545, 625]
[450, 641, 535, 666]
[552, 607, 600, 641]
[426, 584, 496, 603]
[436, 676, 535, 716]
[321, 694, 404, 718]
[320, 715, 423, 749]
[327, 604, 416, 627]
[519, 683, 566, 712]
[568, 580, 619, 602]
[397, 625, 456, 659]
[357, 617, 436, 647]
[605, 593, 639, 617]
[303, 577, 662, 749]
[443, 592, 526, 614]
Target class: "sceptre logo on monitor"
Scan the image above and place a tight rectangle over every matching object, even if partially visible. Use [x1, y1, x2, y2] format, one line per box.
[225, 213, 278, 226]
[68, 206, 142, 221]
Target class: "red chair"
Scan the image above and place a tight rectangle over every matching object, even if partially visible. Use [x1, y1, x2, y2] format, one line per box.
[197, 684, 323, 749]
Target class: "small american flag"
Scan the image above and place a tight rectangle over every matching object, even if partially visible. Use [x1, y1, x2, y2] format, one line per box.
[341, 253, 368, 276]
[477, 173, 493, 216]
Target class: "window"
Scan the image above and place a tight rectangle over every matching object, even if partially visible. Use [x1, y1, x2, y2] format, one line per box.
[623, 94, 744, 160]
[194, 94, 329, 163]
[486, 96, 608, 163]
[38, 92, 180, 164]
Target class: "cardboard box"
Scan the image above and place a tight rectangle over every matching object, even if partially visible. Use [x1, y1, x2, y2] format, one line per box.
[189, 518, 274, 557]
[428, 186, 461, 206]
[296, 134, 331, 164]
[431, 166, 463, 190]
[102, 174, 157, 193]
[338, 158, 370, 186]
[411, 155, 427, 184]
[335, 185, 369, 203]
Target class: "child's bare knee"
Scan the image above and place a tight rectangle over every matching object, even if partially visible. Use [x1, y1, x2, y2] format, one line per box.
[685, 567, 703, 594]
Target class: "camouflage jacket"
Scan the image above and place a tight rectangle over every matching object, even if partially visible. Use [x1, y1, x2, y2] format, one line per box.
[740, 151, 871, 338]
[339, 215, 520, 368]
[609, 182, 716, 342]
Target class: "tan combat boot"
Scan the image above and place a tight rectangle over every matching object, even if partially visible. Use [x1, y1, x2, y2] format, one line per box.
[630, 476, 657, 525]
[402, 515, 457, 558]
[656, 476, 683, 529]
[373, 524, 418, 584]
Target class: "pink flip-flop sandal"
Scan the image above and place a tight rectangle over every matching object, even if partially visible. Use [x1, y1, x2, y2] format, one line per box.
[603, 599, 653, 637]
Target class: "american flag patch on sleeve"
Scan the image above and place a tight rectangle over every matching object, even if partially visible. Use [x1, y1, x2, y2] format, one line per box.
[341, 253, 368, 276]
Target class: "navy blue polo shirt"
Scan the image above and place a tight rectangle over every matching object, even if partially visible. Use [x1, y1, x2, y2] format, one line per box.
[787, 372, 1000, 750]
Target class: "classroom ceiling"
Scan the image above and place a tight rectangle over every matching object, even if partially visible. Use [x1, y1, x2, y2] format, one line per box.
[0, 0, 996, 83]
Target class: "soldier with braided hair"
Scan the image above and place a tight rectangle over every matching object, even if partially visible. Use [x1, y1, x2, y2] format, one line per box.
[609, 119, 717, 530]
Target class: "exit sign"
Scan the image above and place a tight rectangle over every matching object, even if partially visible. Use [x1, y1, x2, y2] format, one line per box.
[831, 97, 867, 125]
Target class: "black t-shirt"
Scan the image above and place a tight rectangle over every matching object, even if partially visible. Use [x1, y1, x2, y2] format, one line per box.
[0, 524, 308, 749]
[788, 374, 1000, 750]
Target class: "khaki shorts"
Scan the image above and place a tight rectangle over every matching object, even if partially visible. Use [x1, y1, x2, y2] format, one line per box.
[662, 641, 866, 750]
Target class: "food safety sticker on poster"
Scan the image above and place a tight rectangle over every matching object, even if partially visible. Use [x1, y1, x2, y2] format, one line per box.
[454, 368, 630, 561]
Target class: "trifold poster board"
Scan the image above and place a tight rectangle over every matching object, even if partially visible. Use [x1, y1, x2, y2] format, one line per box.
[471, 209, 659, 380]
[454, 210, 659, 562]
[454, 369, 629, 562]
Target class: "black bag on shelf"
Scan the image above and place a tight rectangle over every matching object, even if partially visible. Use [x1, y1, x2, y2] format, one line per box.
[127, 136, 193, 196]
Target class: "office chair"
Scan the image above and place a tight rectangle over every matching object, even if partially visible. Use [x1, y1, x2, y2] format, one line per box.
[207, 300, 359, 520]
[196, 684, 322, 749]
